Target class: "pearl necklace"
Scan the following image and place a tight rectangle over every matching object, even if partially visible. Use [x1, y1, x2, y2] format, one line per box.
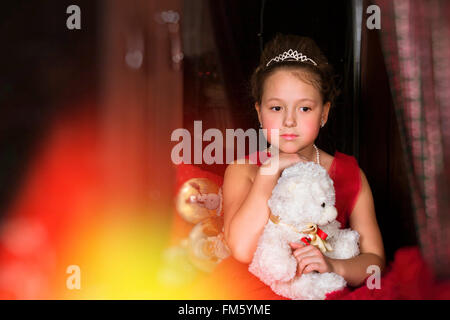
[313, 144, 320, 165]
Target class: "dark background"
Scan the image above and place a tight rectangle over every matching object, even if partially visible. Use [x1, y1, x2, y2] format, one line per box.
[0, 0, 99, 221]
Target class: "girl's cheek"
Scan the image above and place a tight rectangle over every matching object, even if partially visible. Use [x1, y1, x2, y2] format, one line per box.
[300, 119, 320, 137]
[261, 119, 280, 141]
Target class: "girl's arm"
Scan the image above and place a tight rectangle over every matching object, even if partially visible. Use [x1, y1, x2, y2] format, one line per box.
[223, 161, 280, 263]
[329, 168, 386, 287]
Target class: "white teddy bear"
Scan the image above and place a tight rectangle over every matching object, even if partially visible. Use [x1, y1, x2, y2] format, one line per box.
[249, 161, 360, 300]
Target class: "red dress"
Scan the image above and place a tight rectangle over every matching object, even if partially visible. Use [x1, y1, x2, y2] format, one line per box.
[200, 150, 362, 299]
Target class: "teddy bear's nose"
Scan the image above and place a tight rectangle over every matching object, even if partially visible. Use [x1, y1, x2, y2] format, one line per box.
[321, 203, 325, 208]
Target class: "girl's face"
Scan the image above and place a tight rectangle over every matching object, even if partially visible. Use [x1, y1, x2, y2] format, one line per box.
[255, 69, 330, 154]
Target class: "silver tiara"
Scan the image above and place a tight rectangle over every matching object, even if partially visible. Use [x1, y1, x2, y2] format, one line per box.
[266, 49, 318, 67]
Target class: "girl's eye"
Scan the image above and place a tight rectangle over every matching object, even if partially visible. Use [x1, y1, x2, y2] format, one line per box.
[270, 106, 282, 111]
[300, 107, 311, 112]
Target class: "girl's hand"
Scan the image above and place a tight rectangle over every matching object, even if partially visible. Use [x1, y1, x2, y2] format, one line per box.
[289, 242, 334, 275]
[260, 151, 309, 174]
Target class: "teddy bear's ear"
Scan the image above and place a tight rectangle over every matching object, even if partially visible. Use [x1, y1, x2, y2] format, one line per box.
[320, 176, 332, 190]
[310, 181, 324, 199]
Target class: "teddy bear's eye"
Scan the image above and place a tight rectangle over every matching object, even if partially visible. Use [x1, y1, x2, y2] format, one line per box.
[321, 203, 325, 208]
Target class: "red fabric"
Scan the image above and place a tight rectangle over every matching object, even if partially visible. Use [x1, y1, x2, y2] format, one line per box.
[332, 151, 362, 228]
[198, 150, 363, 299]
[325, 246, 450, 300]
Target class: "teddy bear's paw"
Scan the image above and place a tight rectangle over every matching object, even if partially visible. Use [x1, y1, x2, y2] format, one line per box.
[270, 260, 297, 282]
[270, 279, 301, 300]
[286, 272, 347, 300]
[250, 235, 298, 283]
[250, 256, 297, 283]
[326, 230, 360, 259]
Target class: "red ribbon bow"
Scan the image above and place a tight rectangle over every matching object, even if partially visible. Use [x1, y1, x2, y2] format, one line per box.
[301, 227, 328, 246]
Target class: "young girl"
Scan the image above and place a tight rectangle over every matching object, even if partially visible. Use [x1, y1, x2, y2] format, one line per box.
[220, 34, 385, 299]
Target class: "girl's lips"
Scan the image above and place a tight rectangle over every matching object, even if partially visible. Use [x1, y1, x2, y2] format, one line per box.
[281, 134, 298, 140]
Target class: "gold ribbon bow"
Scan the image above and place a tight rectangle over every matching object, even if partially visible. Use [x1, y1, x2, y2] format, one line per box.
[269, 214, 333, 253]
[301, 223, 333, 253]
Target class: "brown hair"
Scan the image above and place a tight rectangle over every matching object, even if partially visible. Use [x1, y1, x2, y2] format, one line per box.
[251, 33, 340, 107]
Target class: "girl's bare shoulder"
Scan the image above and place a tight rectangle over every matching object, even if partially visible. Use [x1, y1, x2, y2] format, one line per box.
[319, 149, 335, 172]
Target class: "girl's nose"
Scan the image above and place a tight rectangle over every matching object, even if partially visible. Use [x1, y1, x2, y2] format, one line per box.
[283, 112, 297, 127]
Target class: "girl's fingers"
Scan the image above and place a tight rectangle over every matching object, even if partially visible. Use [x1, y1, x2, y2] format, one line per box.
[291, 243, 317, 256]
[297, 256, 322, 275]
[293, 250, 316, 260]
[303, 263, 321, 274]
[290, 242, 308, 250]
[292, 245, 326, 275]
